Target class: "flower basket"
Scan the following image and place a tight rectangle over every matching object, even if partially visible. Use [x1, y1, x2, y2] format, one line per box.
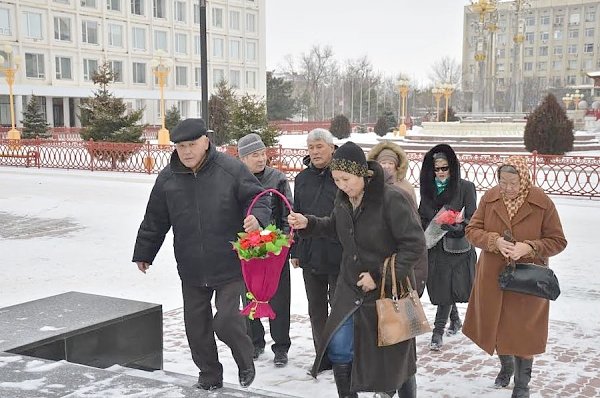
[233, 188, 294, 320]
[424, 206, 464, 249]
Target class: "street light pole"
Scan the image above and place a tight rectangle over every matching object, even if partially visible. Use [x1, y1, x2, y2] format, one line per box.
[0, 44, 22, 140]
[441, 83, 455, 122]
[200, 0, 209, 127]
[432, 87, 443, 122]
[151, 51, 172, 146]
[396, 79, 410, 136]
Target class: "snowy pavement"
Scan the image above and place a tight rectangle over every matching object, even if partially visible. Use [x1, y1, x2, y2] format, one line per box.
[1, 167, 599, 397]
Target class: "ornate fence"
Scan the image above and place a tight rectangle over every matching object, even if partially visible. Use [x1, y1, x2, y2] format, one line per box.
[1, 138, 599, 198]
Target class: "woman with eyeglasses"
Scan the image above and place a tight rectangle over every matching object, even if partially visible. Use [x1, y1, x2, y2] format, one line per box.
[418, 144, 477, 351]
[463, 156, 566, 398]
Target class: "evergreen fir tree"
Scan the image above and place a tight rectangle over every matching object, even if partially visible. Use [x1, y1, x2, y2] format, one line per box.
[438, 106, 460, 122]
[229, 93, 279, 147]
[382, 110, 397, 131]
[164, 105, 181, 133]
[374, 116, 388, 137]
[21, 96, 50, 139]
[524, 93, 574, 155]
[329, 114, 351, 139]
[208, 80, 236, 146]
[79, 62, 144, 143]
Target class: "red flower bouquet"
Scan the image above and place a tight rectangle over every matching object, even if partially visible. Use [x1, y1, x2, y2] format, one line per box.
[424, 206, 465, 249]
[232, 189, 294, 320]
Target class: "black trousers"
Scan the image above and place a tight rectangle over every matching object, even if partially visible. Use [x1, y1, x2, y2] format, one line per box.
[432, 303, 460, 336]
[182, 279, 253, 385]
[302, 269, 338, 353]
[246, 261, 291, 353]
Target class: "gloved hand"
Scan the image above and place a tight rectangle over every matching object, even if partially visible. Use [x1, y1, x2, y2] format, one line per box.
[441, 223, 465, 238]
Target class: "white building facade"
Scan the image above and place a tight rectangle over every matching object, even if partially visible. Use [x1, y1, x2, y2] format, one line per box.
[0, 0, 266, 128]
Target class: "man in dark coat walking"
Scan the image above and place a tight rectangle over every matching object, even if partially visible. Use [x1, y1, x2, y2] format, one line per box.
[132, 118, 270, 391]
[238, 133, 294, 368]
[289, 128, 342, 365]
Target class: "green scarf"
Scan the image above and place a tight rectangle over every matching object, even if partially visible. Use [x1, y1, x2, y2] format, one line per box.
[435, 178, 448, 195]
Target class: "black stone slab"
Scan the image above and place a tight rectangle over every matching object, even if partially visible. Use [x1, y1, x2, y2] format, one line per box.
[0, 353, 297, 397]
[0, 292, 162, 370]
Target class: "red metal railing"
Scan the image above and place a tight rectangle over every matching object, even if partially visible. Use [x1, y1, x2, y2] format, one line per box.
[1, 138, 599, 198]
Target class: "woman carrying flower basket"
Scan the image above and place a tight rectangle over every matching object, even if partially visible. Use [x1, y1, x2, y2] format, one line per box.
[418, 144, 477, 351]
[288, 142, 426, 398]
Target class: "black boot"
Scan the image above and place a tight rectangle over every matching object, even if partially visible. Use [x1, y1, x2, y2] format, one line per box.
[511, 357, 533, 398]
[397, 374, 416, 398]
[429, 332, 443, 351]
[332, 363, 358, 398]
[446, 305, 462, 336]
[494, 355, 514, 388]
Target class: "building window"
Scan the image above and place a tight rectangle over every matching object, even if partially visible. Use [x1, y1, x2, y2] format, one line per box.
[230, 69, 240, 88]
[81, 0, 96, 7]
[54, 16, 71, 41]
[82, 21, 99, 44]
[194, 35, 201, 55]
[525, 32, 534, 43]
[174, 1, 186, 22]
[497, 63, 505, 73]
[212, 37, 224, 58]
[525, 16, 534, 26]
[55, 56, 72, 79]
[153, 0, 166, 18]
[0, 8, 11, 36]
[552, 60, 562, 70]
[54, 0, 70, 4]
[229, 39, 240, 60]
[538, 46, 548, 56]
[109, 60, 123, 82]
[132, 62, 146, 83]
[246, 13, 256, 33]
[175, 33, 187, 54]
[107, 0, 121, 11]
[554, 15, 564, 25]
[131, 0, 144, 15]
[25, 53, 45, 78]
[229, 10, 240, 30]
[194, 67, 201, 87]
[193, 3, 200, 24]
[154, 30, 167, 51]
[569, 13, 580, 25]
[177, 100, 188, 118]
[568, 44, 578, 54]
[583, 59, 593, 70]
[23, 11, 43, 39]
[107, 24, 123, 47]
[584, 43, 594, 53]
[213, 68, 224, 87]
[132, 27, 146, 50]
[245, 70, 256, 89]
[553, 30, 562, 40]
[524, 47, 534, 57]
[540, 15, 550, 25]
[524, 62, 533, 71]
[585, 10, 595, 22]
[568, 29, 579, 38]
[585, 28, 594, 37]
[175, 66, 187, 86]
[568, 59, 578, 69]
[246, 40, 257, 61]
[537, 62, 546, 71]
[540, 31, 549, 41]
[566, 75, 576, 85]
[83, 59, 98, 81]
[554, 46, 563, 55]
[212, 7, 223, 28]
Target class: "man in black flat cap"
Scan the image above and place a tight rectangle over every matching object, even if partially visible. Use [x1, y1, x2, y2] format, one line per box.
[132, 118, 271, 391]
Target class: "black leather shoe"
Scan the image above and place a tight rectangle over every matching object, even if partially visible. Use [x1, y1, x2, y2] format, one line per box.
[273, 351, 288, 367]
[253, 345, 265, 360]
[239, 365, 256, 388]
[197, 380, 223, 391]
[446, 318, 462, 336]
[429, 333, 443, 351]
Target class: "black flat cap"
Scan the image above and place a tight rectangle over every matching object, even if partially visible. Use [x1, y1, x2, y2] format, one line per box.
[170, 118, 208, 143]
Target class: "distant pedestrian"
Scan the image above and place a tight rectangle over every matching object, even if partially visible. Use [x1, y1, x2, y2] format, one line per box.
[418, 144, 477, 351]
[238, 132, 293, 368]
[289, 128, 341, 368]
[464, 156, 567, 397]
[132, 118, 271, 391]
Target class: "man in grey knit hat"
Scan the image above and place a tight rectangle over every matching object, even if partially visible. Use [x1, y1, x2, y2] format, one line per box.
[238, 132, 293, 367]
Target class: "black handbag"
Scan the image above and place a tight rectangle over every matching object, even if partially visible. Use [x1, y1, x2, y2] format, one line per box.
[497, 230, 561, 301]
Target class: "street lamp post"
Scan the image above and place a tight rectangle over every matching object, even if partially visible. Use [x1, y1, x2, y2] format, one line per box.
[441, 83, 455, 122]
[0, 44, 22, 140]
[396, 79, 410, 136]
[571, 89, 583, 110]
[151, 51, 172, 146]
[562, 95, 572, 110]
[432, 87, 444, 122]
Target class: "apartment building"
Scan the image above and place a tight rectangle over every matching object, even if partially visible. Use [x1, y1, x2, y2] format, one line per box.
[462, 0, 600, 110]
[0, 0, 266, 128]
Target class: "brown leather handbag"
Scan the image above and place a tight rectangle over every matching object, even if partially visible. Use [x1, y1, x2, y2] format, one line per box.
[376, 254, 431, 347]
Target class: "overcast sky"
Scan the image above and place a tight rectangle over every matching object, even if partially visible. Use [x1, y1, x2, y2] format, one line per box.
[266, 0, 466, 85]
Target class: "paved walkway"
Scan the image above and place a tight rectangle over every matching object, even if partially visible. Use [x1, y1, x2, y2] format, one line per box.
[163, 304, 600, 398]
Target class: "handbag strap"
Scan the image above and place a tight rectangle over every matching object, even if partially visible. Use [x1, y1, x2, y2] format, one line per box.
[379, 253, 398, 300]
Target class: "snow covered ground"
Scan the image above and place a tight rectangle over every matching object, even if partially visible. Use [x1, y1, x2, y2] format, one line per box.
[1, 166, 598, 397]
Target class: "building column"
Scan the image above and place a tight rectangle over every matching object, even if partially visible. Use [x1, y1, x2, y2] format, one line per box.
[73, 98, 81, 127]
[15, 95, 23, 127]
[45, 96, 54, 127]
[63, 97, 70, 127]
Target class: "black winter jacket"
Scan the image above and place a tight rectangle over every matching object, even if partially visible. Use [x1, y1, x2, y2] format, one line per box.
[132, 145, 271, 287]
[255, 166, 294, 233]
[290, 156, 342, 275]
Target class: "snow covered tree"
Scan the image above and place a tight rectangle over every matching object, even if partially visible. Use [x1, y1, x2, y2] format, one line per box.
[229, 93, 279, 147]
[21, 96, 50, 139]
[165, 105, 181, 133]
